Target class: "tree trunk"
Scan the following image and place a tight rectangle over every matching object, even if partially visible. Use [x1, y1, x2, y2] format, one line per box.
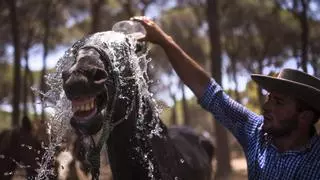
[207, 0, 232, 178]
[299, 0, 309, 73]
[23, 66, 29, 117]
[180, 81, 190, 126]
[40, 0, 52, 121]
[7, 0, 21, 127]
[230, 58, 241, 103]
[140, 0, 154, 15]
[257, 59, 264, 111]
[90, 0, 105, 33]
[311, 55, 319, 77]
[171, 98, 178, 126]
[169, 90, 178, 125]
[29, 71, 38, 120]
[23, 28, 34, 117]
[123, 0, 135, 18]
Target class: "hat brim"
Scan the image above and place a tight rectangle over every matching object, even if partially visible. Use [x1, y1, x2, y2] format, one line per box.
[251, 74, 320, 112]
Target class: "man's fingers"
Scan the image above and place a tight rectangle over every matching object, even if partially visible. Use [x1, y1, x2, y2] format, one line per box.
[137, 36, 147, 42]
[131, 16, 154, 26]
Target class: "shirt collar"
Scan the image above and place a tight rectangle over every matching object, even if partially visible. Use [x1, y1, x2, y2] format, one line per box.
[260, 125, 319, 154]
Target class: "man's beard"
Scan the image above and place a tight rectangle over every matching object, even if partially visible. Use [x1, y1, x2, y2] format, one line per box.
[262, 117, 299, 138]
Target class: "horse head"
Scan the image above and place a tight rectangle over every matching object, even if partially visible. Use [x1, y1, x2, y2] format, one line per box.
[62, 31, 147, 136]
[60, 31, 214, 180]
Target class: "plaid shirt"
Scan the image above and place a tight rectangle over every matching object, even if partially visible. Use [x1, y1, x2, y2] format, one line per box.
[199, 79, 320, 180]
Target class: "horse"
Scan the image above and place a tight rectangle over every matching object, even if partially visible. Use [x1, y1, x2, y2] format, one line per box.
[0, 116, 45, 180]
[56, 141, 113, 180]
[61, 31, 214, 180]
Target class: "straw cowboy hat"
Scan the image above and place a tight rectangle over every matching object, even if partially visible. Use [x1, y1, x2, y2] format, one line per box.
[251, 68, 320, 112]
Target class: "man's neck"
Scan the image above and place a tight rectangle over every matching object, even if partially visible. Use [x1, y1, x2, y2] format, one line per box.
[272, 129, 314, 152]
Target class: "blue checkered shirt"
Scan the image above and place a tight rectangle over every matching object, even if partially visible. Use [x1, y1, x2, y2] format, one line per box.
[199, 79, 320, 180]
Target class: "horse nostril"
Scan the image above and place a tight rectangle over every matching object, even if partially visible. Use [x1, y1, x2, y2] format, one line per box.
[93, 68, 108, 84]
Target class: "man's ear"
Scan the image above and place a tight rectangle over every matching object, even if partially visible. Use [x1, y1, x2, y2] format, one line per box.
[299, 110, 315, 125]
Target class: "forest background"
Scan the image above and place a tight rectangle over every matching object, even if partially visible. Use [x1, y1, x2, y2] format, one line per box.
[2, 0, 320, 179]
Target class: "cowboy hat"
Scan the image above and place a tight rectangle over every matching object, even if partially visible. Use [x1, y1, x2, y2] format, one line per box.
[251, 68, 320, 112]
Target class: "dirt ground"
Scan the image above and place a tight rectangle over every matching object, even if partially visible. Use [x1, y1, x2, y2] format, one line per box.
[229, 158, 248, 180]
[210, 157, 248, 180]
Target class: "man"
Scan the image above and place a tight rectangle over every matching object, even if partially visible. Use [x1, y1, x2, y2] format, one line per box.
[132, 16, 320, 179]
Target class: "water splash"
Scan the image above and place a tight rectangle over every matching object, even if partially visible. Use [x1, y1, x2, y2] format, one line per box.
[33, 46, 75, 180]
[0, 154, 32, 171]
[34, 31, 164, 179]
[97, 32, 163, 178]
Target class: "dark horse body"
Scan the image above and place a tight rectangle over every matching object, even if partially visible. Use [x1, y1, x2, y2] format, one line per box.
[0, 116, 44, 180]
[62, 31, 214, 180]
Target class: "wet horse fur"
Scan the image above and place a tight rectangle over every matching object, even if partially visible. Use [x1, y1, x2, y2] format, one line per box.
[62, 31, 214, 180]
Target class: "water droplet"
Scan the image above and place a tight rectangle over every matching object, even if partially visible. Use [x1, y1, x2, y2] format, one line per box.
[180, 159, 184, 163]
[4, 171, 14, 176]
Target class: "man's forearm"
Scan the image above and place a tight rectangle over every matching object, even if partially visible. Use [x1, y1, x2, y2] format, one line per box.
[160, 36, 211, 98]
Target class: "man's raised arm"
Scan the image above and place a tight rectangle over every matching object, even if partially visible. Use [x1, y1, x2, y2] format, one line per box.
[132, 16, 211, 98]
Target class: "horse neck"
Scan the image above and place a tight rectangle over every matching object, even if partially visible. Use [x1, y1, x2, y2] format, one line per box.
[106, 90, 169, 179]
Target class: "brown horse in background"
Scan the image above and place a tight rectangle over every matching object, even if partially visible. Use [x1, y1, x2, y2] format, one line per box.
[0, 116, 45, 180]
[0, 115, 98, 180]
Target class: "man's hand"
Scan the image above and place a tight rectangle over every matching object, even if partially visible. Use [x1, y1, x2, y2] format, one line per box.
[130, 16, 172, 46]
[132, 16, 210, 98]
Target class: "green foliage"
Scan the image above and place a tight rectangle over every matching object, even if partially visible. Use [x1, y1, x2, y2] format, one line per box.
[161, 7, 208, 66]
[0, 62, 12, 102]
[1, 0, 320, 129]
[225, 82, 261, 114]
[160, 97, 213, 133]
[242, 81, 262, 114]
[0, 110, 12, 130]
[221, 0, 300, 75]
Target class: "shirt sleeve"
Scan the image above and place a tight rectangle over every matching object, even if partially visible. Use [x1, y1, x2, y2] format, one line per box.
[199, 79, 263, 150]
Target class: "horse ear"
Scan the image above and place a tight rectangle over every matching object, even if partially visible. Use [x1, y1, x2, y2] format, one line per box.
[22, 116, 32, 132]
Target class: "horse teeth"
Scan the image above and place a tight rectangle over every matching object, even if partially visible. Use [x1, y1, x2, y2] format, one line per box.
[71, 98, 96, 113]
[86, 104, 91, 111]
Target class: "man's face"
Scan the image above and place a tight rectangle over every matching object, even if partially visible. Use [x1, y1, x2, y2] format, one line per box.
[262, 92, 300, 137]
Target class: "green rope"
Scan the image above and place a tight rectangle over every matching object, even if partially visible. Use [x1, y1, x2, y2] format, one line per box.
[85, 45, 137, 179]
[87, 68, 120, 180]
[88, 147, 101, 180]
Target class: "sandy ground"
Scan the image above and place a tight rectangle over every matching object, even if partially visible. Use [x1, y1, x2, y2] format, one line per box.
[230, 158, 248, 180]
